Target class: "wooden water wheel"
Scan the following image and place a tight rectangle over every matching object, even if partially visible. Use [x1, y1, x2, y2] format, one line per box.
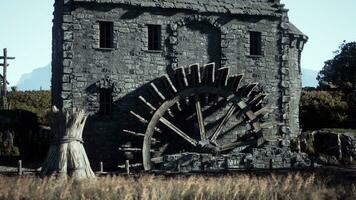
[121, 63, 273, 171]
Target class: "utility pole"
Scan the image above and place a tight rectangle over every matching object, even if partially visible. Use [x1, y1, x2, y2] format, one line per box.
[0, 48, 15, 109]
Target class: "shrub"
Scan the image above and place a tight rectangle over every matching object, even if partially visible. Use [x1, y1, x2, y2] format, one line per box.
[300, 90, 349, 130]
[7, 91, 51, 125]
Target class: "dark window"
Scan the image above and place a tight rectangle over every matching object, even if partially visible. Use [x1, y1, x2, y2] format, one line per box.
[148, 25, 161, 51]
[99, 88, 113, 116]
[99, 22, 114, 48]
[250, 31, 262, 56]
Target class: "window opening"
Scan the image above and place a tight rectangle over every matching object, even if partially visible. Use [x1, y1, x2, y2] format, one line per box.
[250, 31, 262, 56]
[148, 25, 161, 51]
[100, 21, 114, 48]
[99, 88, 113, 116]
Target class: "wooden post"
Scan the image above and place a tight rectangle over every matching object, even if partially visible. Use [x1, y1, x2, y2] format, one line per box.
[0, 48, 15, 108]
[18, 160, 22, 175]
[100, 162, 103, 173]
[125, 160, 130, 175]
[269, 159, 273, 170]
[3, 48, 7, 98]
[177, 160, 181, 173]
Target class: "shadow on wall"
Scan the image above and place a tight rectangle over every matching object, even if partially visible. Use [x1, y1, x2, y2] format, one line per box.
[83, 80, 155, 171]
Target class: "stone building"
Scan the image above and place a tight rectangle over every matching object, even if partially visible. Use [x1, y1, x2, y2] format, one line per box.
[52, 0, 308, 170]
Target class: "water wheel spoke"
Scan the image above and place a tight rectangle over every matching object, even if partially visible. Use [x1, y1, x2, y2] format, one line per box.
[186, 96, 226, 121]
[123, 129, 161, 144]
[139, 96, 156, 112]
[150, 82, 166, 101]
[159, 117, 198, 146]
[210, 104, 238, 143]
[195, 95, 207, 141]
[130, 111, 148, 124]
[216, 115, 247, 138]
[123, 129, 145, 137]
[162, 75, 177, 94]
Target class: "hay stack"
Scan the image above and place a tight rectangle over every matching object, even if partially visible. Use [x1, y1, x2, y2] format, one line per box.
[41, 106, 95, 179]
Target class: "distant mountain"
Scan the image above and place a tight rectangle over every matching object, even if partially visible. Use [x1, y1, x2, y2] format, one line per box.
[301, 68, 319, 88]
[16, 63, 51, 91]
[14, 64, 318, 90]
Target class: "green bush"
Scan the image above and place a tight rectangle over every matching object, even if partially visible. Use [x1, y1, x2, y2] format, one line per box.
[300, 90, 349, 130]
[7, 91, 51, 125]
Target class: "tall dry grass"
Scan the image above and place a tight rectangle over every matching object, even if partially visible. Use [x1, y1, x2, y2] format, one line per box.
[0, 173, 355, 200]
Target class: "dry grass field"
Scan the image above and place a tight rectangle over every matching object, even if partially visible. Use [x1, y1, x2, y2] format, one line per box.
[0, 173, 355, 200]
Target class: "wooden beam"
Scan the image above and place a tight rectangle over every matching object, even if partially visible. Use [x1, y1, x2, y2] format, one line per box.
[203, 63, 215, 84]
[151, 156, 163, 164]
[130, 111, 148, 124]
[159, 117, 198, 146]
[0, 56, 15, 60]
[123, 129, 145, 137]
[195, 95, 207, 141]
[150, 82, 166, 101]
[227, 74, 243, 92]
[162, 75, 177, 95]
[2, 49, 7, 99]
[237, 83, 258, 97]
[138, 96, 156, 111]
[175, 101, 183, 111]
[190, 63, 201, 86]
[122, 129, 161, 144]
[118, 163, 142, 169]
[219, 139, 257, 152]
[216, 67, 229, 87]
[254, 106, 274, 117]
[210, 104, 238, 143]
[118, 147, 156, 153]
[175, 67, 188, 89]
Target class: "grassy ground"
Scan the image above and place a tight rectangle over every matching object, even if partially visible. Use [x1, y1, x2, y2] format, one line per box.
[0, 173, 355, 200]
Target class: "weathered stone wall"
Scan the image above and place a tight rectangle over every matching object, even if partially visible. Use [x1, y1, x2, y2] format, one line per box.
[288, 36, 305, 137]
[176, 22, 221, 67]
[52, 0, 306, 169]
[51, 0, 65, 108]
[276, 6, 307, 140]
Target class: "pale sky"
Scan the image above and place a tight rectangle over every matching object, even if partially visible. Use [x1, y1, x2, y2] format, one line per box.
[0, 0, 355, 86]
